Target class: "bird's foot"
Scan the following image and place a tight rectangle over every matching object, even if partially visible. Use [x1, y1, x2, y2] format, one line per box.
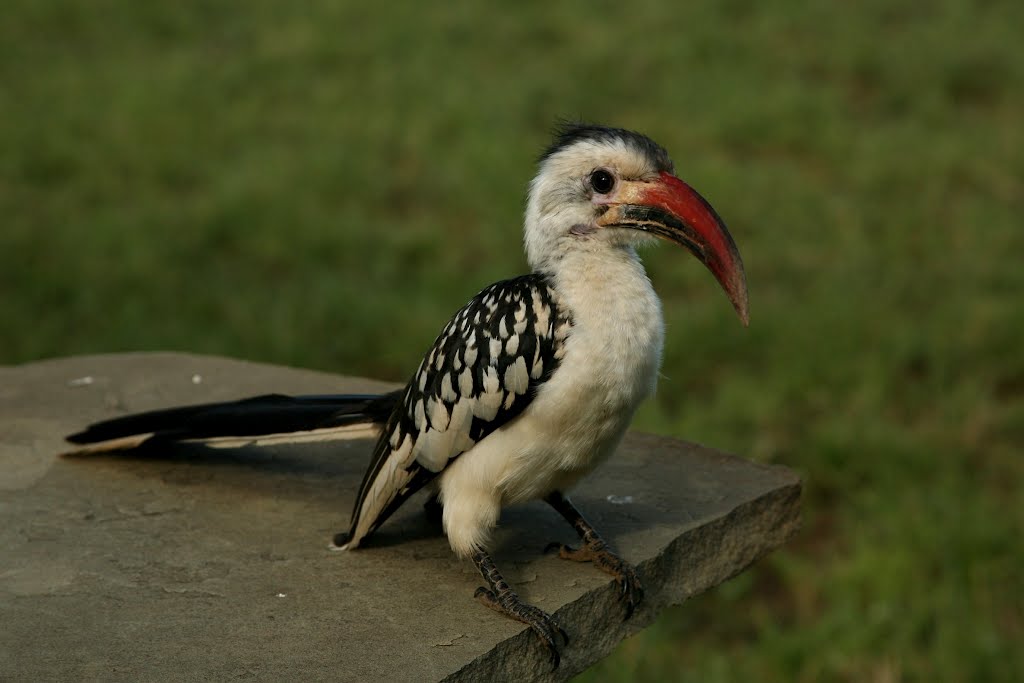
[472, 548, 568, 669]
[474, 585, 569, 668]
[545, 538, 643, 619]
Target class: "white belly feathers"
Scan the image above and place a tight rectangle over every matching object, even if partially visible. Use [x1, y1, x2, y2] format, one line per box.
[437, 249, 665, 557]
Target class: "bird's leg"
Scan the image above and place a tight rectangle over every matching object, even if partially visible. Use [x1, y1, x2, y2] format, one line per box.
[423, 493, 443, 525]
[471, 548, 568, 669]
[543, 491, 643, 618]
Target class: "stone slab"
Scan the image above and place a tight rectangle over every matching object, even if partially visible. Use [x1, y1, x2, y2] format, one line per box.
[0, 353, 801, 682]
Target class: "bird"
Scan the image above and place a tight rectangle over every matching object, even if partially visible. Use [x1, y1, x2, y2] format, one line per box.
[64, 123, 749, 667]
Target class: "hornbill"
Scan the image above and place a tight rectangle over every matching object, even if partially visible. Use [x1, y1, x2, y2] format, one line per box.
[65, 123, 749, 667]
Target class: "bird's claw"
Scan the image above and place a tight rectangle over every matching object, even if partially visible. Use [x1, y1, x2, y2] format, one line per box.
[545, 541, 592, 562]
[543, 541, 569, 555]
[615, 562, 644, 620]
[474, 586, 568, 669]
[547, 538, 644, 619]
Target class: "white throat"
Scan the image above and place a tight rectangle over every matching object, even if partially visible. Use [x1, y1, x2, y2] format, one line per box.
[548, 244, 666, 409]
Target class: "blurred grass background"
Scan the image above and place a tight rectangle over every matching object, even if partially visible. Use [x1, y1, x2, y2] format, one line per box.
[2, 1, 1022, 680]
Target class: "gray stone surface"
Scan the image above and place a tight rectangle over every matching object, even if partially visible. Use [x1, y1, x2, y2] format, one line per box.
[0, 353, 801, 682]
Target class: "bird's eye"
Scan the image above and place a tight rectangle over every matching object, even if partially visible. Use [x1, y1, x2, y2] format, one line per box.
[589, 169, 615, 195]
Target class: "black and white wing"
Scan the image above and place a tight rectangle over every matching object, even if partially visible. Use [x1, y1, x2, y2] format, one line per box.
[338, 273, 572, 549]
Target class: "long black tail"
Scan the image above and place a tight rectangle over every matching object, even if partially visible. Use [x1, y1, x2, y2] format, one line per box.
[64, 391, 402, 455]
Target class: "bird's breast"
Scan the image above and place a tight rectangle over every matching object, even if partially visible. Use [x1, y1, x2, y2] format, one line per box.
[496, 256, 666, 501]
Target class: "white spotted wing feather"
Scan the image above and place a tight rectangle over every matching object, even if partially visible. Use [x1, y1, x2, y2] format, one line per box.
[340, 274, 570, 549]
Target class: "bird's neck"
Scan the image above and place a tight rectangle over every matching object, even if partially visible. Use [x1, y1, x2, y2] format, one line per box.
[540, 243, 651, 306]
[543, 244, 664, 353]
[538, 243, 666, 424]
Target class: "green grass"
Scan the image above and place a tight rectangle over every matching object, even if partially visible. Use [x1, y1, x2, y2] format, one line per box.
[3, 2, 1022, 680]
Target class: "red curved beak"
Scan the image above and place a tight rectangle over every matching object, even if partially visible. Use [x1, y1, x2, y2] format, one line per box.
[597, 171, 749, 326]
